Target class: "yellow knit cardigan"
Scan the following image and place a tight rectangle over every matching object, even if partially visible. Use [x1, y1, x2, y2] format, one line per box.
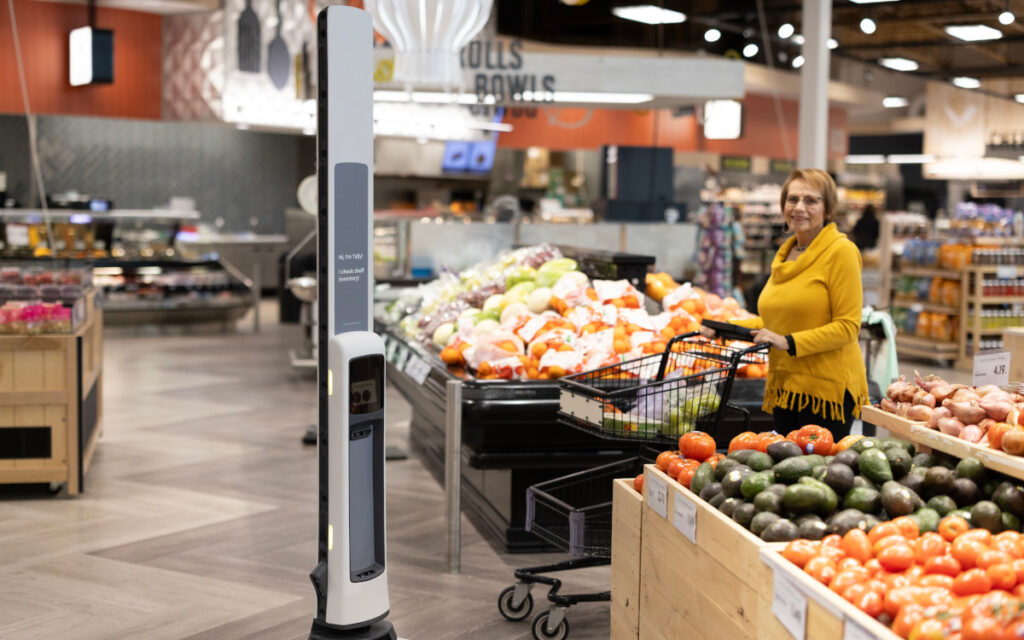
[733, 223, 869, 423]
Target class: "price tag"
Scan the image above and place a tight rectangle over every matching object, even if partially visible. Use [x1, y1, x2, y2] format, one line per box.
[396, 346, 410, 371]
[973, 350, 1010, 387]
[844, 618, 875, 640]
[997, 265, 1018, 279]
[404, 354, 431, 385]
[385, 338, 398, 363]
[646, 473, 668, 519]
[672, 492, 697, 543]
[772, 572, 807, 640]
[5, 224, 29, 247]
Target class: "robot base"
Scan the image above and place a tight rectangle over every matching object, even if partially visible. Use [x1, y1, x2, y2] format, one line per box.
[309, 619, 396, 640]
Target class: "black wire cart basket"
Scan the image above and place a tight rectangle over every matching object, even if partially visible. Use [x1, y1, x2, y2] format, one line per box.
[556, 329, 770, 446]
[497, 454, 655, 640]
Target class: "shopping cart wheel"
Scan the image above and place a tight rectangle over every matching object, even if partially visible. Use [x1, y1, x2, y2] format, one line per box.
[531, 609, 570, 640]
[497, 585, 534, 621]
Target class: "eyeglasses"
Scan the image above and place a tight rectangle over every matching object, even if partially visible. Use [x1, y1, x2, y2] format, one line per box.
[785, 194, 823, 208]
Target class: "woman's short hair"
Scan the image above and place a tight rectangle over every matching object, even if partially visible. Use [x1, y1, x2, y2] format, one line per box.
[780, 169, 838, 221]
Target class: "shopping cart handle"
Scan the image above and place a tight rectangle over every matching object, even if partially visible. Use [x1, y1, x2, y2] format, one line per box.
[700, 319, 756, 342]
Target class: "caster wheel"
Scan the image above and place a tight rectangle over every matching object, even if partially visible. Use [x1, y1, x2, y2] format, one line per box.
[497, 585, 533, 622]
[531, 611, 570, 640]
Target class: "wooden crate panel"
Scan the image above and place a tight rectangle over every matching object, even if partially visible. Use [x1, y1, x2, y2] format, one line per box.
[611, 478, 642, 640]
[860, 404, 921, 439]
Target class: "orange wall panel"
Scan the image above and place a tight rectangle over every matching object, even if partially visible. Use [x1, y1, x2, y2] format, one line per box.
[0, 0, 162, 119]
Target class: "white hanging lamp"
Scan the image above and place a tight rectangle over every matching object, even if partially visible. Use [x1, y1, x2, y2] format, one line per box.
[364, 0, 493, 89]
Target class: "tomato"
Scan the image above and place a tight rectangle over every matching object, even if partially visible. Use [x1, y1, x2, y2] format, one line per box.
[706, 452, 726, 468]
[892, 603, 927, 638]
[939, 515, 971, 542]
[892, 516, 922, 540]
[728, 432, 758, 453]
[915, 532, 948, 564]
[852, 589, 884, 618]
[790, 424, 835, 455]
[679, 432, 717, 462]
[865, 558, 884, 576]
[842, 528, 873, 564]
[842, 582, 869, 604]
[883, 571, 914, 591]
[919, 574, 955, 590]
[804, 556, 838, 585]
[953, 568, 993, 596]
[782, 540, 820, 569]
[831, 568, 868, 594]
[976, 550, 1013, 570]
[819, 544, 846, 563]
[952, 538, 989, 570]
[838, 557, 864, 572]
[834, 434, 865, 453]
[655, 450, 679, 472]
[924, 554, 963, 577]
[962, 616, 1003, 640]
[992, 531, 1022, 557]
[1012, 559, 1024, 583]
[870, 522, 902, 544]
[960, 529, 994, 546]
[986, 563, 1018, 591]
[879, 544, 916, 572]
[756, 432, 786, 453]
[885, 586, 922, 619]
[875, 534, 912, 555]
[677, 464, 699, 489]
[821, 534, 843, 549]
[633, 474, 644, 494]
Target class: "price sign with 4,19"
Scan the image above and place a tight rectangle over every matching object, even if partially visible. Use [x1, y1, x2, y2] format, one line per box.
[973, 350, 1010, 388]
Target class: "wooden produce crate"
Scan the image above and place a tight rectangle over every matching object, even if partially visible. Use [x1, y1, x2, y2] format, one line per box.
[759, 548, 900, 640]
[611, 478, 643, 640]
[639, 464, 781, 640]
[0, 305, 103, 495]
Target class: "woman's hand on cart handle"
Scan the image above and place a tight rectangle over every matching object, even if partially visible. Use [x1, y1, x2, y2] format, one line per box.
[752, 328, 789, 352]
[699, 326, 717, 340]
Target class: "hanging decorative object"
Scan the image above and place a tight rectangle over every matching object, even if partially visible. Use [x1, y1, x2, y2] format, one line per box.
[363, 0, 493, 89]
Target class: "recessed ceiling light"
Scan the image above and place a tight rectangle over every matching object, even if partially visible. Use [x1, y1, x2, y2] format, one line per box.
[879, 57, 919, 72]
[792, 55, 805, 68]
[704, 28, 721, 42]
[778, 23, 794, 39]
[1015, 94, 1024, 103]
[883, 96, 909, 108]
[827, 38, 838, 49]
[792, 34, 805, 45]
[611, 5, 687, 25]
[952, 76, 981, 89]
[999, 11, 1015, 25]
[860, 18, 877, 34]
[742, 43, 759, 58]
[944, 24, 1003, 41]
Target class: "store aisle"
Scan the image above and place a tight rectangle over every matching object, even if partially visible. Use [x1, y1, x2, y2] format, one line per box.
[0, 305, 609, 640]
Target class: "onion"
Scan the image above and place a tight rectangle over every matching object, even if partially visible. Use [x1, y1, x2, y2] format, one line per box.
[1003, 428, 1024, 455]
[930, 383, 955, 403]
[927, 406, 951, 430]
[980, 395, 1013, 422]
[938, 417, 965, 437]
[907, 405, 934, 422]
[950, 387, 980, 404]
[886, 378, 909, 401]
[880, 397, 899, 414]
[960, 424, 984, 443]
[976, 384, 1003, 397]
[943, 399, 987, 425]
[914, 369, 948, 393]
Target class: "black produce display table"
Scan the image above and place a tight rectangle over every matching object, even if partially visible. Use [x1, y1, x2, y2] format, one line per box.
[379, 323, 771, 553]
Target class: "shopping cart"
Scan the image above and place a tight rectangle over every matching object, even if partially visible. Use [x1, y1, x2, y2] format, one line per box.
[496, 454, 654, 640]
[557, 328, 771, 446]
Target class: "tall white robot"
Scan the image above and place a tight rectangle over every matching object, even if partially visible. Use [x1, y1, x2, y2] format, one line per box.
[308, 7, 397, 640]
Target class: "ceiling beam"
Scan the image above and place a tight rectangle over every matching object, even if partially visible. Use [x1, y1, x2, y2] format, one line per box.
[836, 34, 1024, 49]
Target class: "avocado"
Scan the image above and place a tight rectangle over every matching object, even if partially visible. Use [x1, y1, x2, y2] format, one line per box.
[852, 437, 882, 454]
[950, 478, 981, 508]
[992, 483, 1024, 519]
[829, 509, 869, 535]
[799, 476, 839, 515]
[883, 438, 916, 457]
[761, 519, 800, 542]
[698, 481, 723, 502]
[923, 467, 956, 498]
[754, 490, 782, 514]
[899, 471, 926, 497]
[933, 451, 958, 469]
[732, 502, 757, 528]
[1004, 512, 1022, 533]
[971, 501, 1003, 533]
[912, 507, 941, 534]
[741, 470, 776, 500]
[773, 457, 814, 484]
[690, 463, 715, 497]
[802, 454, 828, 469]
[821, 464, 855, 496]
[926, 495, 958, 517]
[709, 492, 727, 508]
[750, 511, 781, 536]
[859, 449, 894, 485]
[863, 514, 882, 532]
[799, 519, 828, 540]
[782, 484, 826, 515]
[765, 483, 788, 497]
[715, 458, 742, 481]
[728, 449, 763, 466]
[912, 452, 938, 468]
[844, 487, 881, 514]
[949, 509, 973, 523]
[885, 448, 912, 480]
[956, 457, 988, 484]
[794, 513, 824, 526]
[766, 440, 803, 463]
[852, 476, 878, 491]
[983, 480, 1000, 498]
[746, 452, 776, 472]
[881, 481, 920, 517]
[721, 467, 754, 498]
[833, 449, 860, 470]
[719, 497, 741, 517]
[813, 465, 829, 481]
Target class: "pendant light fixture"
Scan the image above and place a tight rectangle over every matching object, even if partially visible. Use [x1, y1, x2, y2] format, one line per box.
[363, 0, 493, 89]
[69, 0, 114, 86]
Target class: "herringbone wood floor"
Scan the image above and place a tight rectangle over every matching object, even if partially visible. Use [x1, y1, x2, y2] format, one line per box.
[0, 304, 610, 640]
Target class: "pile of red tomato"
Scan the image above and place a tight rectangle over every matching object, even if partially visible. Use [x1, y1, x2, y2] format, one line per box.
[728, 424, 860, 457]
[633, 431, 722, 494]
[784, 514, 1024, 638]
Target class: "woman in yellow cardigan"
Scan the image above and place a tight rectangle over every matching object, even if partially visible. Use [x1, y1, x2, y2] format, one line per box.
[706, 169, 869, 437]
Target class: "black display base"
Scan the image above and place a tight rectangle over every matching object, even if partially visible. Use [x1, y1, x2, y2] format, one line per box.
[309, 619, 396, 640]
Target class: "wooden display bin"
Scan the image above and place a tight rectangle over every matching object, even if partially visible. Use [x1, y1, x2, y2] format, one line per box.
[611, 478, 643, 640]
[0, 301, 103, 495]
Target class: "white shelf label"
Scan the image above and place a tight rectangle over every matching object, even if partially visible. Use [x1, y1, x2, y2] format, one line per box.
[772, 572, 807, 640]
[844, 618, 875, 640]
[997, 265, 1018, 279]
[646, 474, 668, 519]
[396, 346, 410, 370]
[404, 354, 431, 385]
[672, 491, 697, 543]
[973, 350, 1010, 387]
[5, 224, 29, 247]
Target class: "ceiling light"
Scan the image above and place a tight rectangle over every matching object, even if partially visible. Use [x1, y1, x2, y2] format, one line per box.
[860, 18, 877, 34]
[742, 43, 759, 58]
[999, 11, 1015, 25]
[778, 23, 794, 39]
[704, 99, 743, 140]
[952, 76, 981, 89]
[611, 4, 687, 25]
[550, 91, 654, 104]
[827, 38, 838, 49]
[792, 55, 805, 68]
[792, 34, 805, 45]
[879, 57, 919, 72]
[944, 24, 1003, 41]
[846, 154, 886, 164]
[704, 28, 721, 42]
[1015, 94, 1024, 103]
[888, 154, 936, 164]
[883, 96, 909, 108]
